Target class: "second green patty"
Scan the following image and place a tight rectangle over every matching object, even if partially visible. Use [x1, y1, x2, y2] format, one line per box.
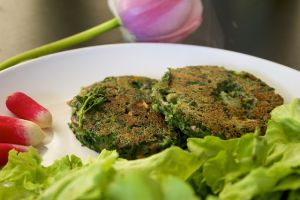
[68, 76, 180, 159]
[152, 66, 284, 139]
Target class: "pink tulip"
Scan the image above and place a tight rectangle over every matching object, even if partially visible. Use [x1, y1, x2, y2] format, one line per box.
[0, 0, 204, 70]
[109, 0, 203, 42]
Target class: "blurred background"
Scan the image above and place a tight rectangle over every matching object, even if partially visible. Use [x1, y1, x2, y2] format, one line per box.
[0, 0, 299, 70]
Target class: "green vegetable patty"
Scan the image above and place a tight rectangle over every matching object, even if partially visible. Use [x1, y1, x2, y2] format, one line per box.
[68, 76, 180, 159]
[152, 66, 284, 139]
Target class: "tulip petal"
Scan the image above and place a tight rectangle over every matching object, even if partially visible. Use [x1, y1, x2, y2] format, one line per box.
[113, 0, 203, 42]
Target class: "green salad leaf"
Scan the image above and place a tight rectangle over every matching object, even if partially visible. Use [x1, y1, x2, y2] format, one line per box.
[0, 148, 83, 200]
[115, 146, 202, 181]
[0, 147, 200, 200]
[1, 99, 300, 200]
[106, 171, 199, 200]
[38, 150, 118, 200]
[187, 99, 300, 200]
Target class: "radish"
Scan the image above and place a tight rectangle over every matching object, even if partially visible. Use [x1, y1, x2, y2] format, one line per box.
[0, 116, 46, 146]
[6, 92, 52, 128]
[0, 143, 28, 166]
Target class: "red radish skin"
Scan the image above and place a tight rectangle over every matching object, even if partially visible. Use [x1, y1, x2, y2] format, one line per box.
[0, 143, 28, 165]
[6, 92, 52, 128]
[0, 116, 46, 146]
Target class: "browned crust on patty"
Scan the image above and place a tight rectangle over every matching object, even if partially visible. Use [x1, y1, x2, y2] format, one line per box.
[68, 76, 179, 159]
[152, 66, 284, 138]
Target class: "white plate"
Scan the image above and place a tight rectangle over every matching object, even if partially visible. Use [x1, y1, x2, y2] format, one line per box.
[1, 43, 300, 165]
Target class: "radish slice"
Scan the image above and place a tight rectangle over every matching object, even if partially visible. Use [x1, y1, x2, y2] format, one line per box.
[0, 116, 46, 146]
[6, 92, 52, 128]
[0, 143, 28, 166]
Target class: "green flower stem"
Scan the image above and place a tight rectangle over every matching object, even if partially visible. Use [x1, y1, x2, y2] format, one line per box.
[0, 18, 120, 71]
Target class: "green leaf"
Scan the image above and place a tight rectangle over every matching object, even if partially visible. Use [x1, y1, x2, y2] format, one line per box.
[187, 136, 238, 161]
[76, 86, 106, 128]
[38, 151, 118, 200]
[187, 99, 300, 199]
[114, 146, 202, 181]
[0, 146, 203, 200]
[266, 99, 300, 144]
[274, 173, 300, 191]
[161, 176, 200, 200]
[106, 171, 200, 200]
[0, 148, 47, 199]
[0, 147, 83, 200]
[106, 171, 163, 200]
[188, 168, 213, 199]
[287, 189, 300, 200]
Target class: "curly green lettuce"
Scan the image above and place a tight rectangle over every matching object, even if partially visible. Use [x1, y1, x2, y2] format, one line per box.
[0, 147, 201, 200]
[2, 99, 300, 200]
[188, 99, 300, 200]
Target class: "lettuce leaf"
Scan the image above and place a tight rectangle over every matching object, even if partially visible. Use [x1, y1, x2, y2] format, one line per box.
[115, 146, 202, 181]
[2, 99, 300, 200]
[266, 99, 300, 145]
[0, 146, 201, 200]
[38, 150, 118, 200]
[0, 147, 82, 200]
[106, 171, 200, 200]
[161, 176, 199, 200]
[106, 170, 164, 200]
[188, 99, 300, 200]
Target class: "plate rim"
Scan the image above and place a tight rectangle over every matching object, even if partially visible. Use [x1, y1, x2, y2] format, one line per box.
[1, 43, 300, 75]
